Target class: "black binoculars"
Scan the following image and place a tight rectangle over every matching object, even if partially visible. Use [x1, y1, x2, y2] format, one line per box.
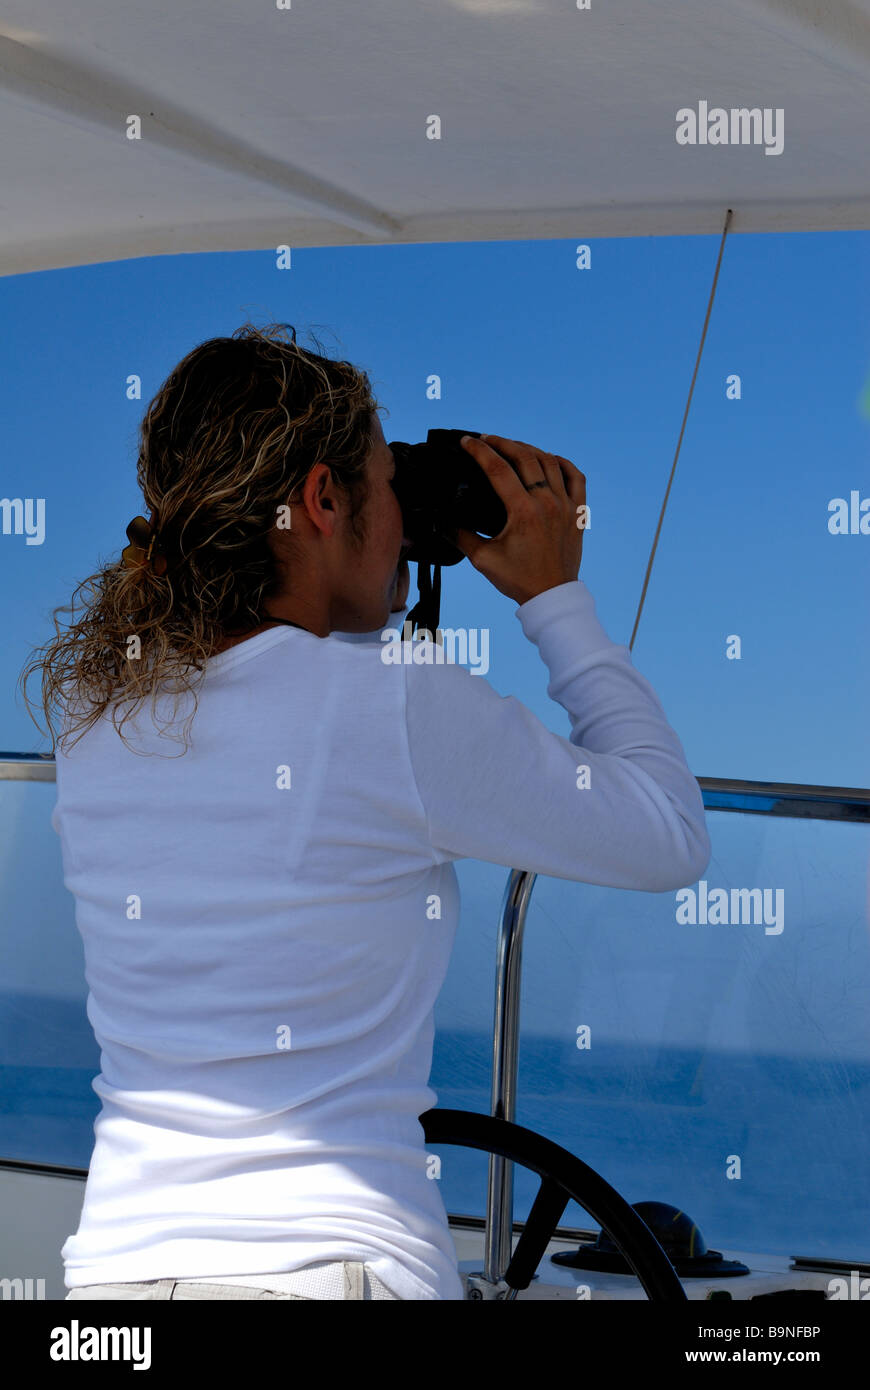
[388, 429, 507, 567]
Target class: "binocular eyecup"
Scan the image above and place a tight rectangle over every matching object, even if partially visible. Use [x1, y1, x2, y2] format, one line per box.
[387, 428, 507, 637]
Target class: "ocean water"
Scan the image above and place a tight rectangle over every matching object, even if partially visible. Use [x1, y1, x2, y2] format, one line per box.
[430, 1031, 870, 1264]
[2, 788, 868, 1268]
[2, 998, 867, 1266]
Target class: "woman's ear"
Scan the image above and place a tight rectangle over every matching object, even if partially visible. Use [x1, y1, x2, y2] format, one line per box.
[299, 463, 340, 536]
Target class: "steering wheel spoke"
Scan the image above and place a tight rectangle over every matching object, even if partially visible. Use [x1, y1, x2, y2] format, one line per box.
[420, 1107, 686, 1301]
[503, 1177, 570, 1292]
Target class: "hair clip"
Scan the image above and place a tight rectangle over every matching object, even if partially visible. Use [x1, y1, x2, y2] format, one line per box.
[122, 515, 168, 575]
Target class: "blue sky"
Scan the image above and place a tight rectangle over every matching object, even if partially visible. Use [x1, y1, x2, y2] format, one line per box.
[1, 235, 868, 1253]
[1, 231, 868, 785]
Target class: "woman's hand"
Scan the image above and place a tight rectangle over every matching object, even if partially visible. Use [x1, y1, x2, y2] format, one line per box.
[445, 434, 587, 605]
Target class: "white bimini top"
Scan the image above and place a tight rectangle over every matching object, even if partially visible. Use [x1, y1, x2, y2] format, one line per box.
[52, 580, 710, 1299]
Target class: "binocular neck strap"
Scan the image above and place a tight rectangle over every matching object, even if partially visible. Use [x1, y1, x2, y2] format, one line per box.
[405, 562, 442, 644]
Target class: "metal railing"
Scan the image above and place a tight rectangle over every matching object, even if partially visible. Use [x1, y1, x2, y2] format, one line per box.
[482, 777, 870, 1284]
[0, 752, 56, 781]
[3, 756, 868, 1281]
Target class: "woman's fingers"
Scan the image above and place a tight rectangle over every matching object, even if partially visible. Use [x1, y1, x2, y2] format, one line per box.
[460, 435, 529, 509]
[478, 433, 569, 498]
[554, 453, 586, 503]
[452, 433, 586, 604]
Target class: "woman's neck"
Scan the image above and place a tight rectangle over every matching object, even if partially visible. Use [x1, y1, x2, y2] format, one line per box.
[212, 614, 314, 655]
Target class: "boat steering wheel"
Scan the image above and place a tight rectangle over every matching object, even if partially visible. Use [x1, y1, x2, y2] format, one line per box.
[420, 1108, 687, 1301]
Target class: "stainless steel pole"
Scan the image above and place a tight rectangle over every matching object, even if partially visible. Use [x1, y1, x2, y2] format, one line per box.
[483, 867, 537, 1284]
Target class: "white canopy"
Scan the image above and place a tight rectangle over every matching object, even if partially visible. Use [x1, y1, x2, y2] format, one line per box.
[1, 0, 868, 277]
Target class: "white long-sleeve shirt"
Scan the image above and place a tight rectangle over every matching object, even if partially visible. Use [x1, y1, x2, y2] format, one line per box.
[53, 579, 710, 1300]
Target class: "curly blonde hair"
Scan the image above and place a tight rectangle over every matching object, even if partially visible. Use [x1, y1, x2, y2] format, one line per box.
[19, 322, 383, 756]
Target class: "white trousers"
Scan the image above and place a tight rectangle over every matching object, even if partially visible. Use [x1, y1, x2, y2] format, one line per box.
[65, 1260, 399, 1300]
